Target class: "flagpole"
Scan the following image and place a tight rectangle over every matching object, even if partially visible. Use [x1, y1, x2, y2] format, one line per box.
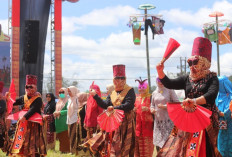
[144, 8, 152, 93]
[138, 4, 155, 93]
[215, 15, 220, 76]
[209, 11, 224, 76]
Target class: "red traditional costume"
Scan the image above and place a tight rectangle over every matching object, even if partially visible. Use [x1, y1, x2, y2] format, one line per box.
[157, 37, 221, 157]
[9, 75, 46, 156]
[134, 78, 154, 157]
[84, 84, 103, 140]
[83, 64, 136, 157]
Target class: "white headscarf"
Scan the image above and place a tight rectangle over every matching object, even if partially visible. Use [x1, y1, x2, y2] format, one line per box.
[67, 86, 79, 117]
[77, 92, 88, 108]
[56, 87, 68, 112]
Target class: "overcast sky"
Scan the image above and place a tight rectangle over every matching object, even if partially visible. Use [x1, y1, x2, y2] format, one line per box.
[0, 0, 232, 92]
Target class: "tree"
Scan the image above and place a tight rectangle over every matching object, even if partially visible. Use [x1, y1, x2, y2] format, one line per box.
[44, 74, 78, 93]
[228, 75, 232, 83]
[62, 77, 78, 88]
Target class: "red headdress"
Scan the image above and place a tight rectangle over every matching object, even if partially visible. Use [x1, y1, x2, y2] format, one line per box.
[85, 82, 103, 127]
[113, 64, 125, 78]
[26, 75, 37, 85]
[90, 83, 101, 97]
[192, 37, 212, 62]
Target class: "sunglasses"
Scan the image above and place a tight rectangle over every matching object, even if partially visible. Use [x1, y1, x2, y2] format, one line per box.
[59, 91, 64, 94]
[187, 58, 199, 66]
[46, 96, 51, 98]
[114, 77, 125, 80]
[25, 85, 33, 89]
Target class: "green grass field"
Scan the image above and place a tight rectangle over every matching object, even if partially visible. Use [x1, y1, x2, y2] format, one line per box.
[0, 141, 86, 157]
[0, 141, 157, 157]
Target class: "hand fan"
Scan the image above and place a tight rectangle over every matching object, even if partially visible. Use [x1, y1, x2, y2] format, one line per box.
[161, 38, 180, 64]
[167, 102, 212, 133]
[97, 109, 124, 132]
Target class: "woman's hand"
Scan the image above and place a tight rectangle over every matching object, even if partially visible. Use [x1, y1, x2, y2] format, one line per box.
[156, 62, 164, 71]
[182, 98, 197, 112]
[182, 98, 195, 108]
[107, 106, 114, 112]
[134, 107, 137, 112]
[43, 115, 49, 120]
[156, 62, 165, 79]
[19, 116, 26, 122]
[219, 112, 224, 117]
[89, 89, 97, 96]
[76, 117, 80, 124]
[157, 104, 167, 109]
[150, 108, 156, 114]
[141, 106, 149, 112]
[5, 92, 10, 102]
[53, 111, 60, 118]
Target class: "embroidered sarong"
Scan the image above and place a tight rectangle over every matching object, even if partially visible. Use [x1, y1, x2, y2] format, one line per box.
[186, 130, 206, 157]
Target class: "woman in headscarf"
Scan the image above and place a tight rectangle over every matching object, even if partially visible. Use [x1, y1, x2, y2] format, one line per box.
[76, 92, 88, 154]
[77, 93, 88, 140]
[134, 78, 154, 157]
[67, 86, 79, 155]
[215, 76, 232, 156]
[43, 93, 56, 150]
[106, 84, 114, 95]
[84, 83, 103, 141]
[53, 87, 70, 153]
[150, 78, 179, 152]
[156, 37, 221, 157]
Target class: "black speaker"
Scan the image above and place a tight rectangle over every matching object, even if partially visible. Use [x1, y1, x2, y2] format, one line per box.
[23, 20, 39, 63]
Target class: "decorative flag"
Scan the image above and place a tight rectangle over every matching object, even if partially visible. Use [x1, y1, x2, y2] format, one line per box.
[7, 79, 16, 114]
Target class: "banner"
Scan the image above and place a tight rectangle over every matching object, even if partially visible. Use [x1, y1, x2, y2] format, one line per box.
[0, 31, 11, 94]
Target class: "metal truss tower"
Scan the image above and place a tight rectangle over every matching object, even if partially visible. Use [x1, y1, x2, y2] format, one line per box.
[8, 0, 12, 36]
[50, 0, 55, 93]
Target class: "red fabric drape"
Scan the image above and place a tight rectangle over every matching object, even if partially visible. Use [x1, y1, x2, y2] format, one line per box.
[12, 0, 20, 27]
[84, 85, 103, 127]
[55, 0, 62, 30]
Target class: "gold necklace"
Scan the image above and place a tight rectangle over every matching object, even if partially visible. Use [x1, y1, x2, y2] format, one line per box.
[141, 97, 145, 104]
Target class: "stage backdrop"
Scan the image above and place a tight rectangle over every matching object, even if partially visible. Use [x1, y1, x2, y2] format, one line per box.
[0, 28, 11, 94]
[19, 0, 51, 95]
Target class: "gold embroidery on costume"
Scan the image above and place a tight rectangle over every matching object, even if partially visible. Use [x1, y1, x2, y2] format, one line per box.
[110, 84, 131, 107]
[24, 95, 40, 109]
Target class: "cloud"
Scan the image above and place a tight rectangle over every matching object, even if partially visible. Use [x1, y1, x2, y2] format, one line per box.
[53, 0, 232, 91]
[159, 0, 232, 28]
[62, 5, 139, 34]
[46, 27, 199, 91]
[2, 1, 230, 92]
[216, 52, 232, 76]
[212, 0, 232, 20]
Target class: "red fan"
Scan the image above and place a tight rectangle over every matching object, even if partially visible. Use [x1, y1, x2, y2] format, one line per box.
[97, 109, 124, 132]
[167, 102, 212, 133]
[7, 79, 16, 114]
[161, 38, 180, 64]
[7, 109, 43, 124]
